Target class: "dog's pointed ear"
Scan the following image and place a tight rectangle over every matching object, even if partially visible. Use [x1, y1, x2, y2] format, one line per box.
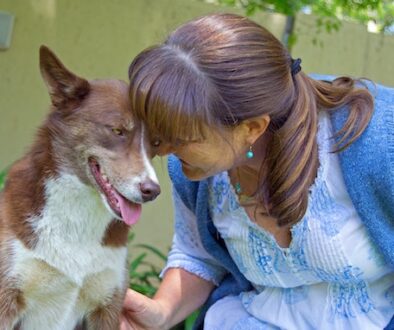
[39, 45, 90, 107]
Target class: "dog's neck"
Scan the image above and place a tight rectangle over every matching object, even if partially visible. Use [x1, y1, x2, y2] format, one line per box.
[32, 172, 113, 243]
[13, 172, 128, 285]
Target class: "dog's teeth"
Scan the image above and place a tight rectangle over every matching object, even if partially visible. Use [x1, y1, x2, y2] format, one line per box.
[102, 174, 108, 181]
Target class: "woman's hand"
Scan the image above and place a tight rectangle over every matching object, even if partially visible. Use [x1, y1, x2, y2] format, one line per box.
[120, 269, 215, 330]
[120, 289, 169, 330]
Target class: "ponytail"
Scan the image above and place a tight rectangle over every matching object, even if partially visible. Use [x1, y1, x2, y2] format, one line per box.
[262, 73, 373, 226]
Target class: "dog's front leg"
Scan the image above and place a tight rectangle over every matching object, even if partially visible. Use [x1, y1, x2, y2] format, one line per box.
[85, 288, 125, 330]
[0, 286, 24, 330]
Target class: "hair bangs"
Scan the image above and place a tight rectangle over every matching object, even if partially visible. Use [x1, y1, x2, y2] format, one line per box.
[129, 48, 214, 144]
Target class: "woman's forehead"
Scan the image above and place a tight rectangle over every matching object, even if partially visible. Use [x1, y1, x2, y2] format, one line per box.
[146, 118, 232, 143]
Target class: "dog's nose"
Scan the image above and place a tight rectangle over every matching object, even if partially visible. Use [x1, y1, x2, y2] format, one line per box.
[140, 180, 161, 202]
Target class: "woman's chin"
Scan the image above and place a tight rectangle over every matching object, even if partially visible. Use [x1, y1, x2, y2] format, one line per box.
[181, 165, 209, 181]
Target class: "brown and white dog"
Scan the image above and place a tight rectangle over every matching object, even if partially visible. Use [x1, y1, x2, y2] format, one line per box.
[0, 46, 160, 330]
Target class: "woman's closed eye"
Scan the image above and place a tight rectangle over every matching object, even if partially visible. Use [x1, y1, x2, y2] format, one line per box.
[174, 139, 188, 147]
[174, 138, 204, 147]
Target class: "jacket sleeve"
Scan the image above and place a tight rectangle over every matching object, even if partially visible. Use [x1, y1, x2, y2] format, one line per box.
[160, 188, 228, 285]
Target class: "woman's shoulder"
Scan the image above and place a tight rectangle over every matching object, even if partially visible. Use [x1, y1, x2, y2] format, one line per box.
[310, 74, 394, 266]
[309, 73, 394, 100]
[308, 74, 393, 161]
[317, 76, 394, 266]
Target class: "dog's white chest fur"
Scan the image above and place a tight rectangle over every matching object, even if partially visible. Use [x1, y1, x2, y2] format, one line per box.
[9, 173, 128, 329]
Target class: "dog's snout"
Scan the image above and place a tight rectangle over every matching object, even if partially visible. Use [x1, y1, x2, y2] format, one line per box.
[140, 180, 161, 202]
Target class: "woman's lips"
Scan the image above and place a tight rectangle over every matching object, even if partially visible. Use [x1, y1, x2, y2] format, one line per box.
[180, 159, 192, 167]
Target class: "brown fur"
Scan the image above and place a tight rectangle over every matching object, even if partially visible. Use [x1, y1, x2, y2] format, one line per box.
[85, 288, 126, 330]
[102, 220, 130, 247]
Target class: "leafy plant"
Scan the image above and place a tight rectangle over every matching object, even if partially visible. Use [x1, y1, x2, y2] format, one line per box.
[184, 310, 199, 330]
[206, 0, 394, 49]
[128, 232, 167, 297]
[128, 234, 199, 329]
[0, 168, 7, 190]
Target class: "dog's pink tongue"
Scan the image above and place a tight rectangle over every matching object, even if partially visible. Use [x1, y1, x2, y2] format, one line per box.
[115, 192, 142, 226]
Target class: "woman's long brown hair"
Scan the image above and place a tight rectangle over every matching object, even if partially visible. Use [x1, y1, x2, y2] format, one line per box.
[128, 13, 374, 227]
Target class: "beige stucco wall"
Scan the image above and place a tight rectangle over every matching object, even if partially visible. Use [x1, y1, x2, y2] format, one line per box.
[1, 0, 393, 262]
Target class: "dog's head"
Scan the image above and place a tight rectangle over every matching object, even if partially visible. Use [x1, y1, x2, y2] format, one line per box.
[39, 45, 160, 226]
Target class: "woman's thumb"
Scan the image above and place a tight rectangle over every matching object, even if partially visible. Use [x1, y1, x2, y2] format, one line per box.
[122, 289, 168, 329]
[123, 289, 152, 314]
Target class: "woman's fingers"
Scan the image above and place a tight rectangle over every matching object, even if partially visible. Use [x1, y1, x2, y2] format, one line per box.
[123, 289, 153, 315]
[121, 289, 167, 329]
[119, 314, 133, 330]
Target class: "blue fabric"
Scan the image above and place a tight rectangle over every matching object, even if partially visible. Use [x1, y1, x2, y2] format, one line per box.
[167, 77, 394, 330]
[314, 74, 394, 268]
[168, 156, 252, 330]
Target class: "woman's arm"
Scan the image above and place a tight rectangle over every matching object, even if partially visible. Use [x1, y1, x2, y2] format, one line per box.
[120, 186, 225, 329]
[121, 268, 215, 329]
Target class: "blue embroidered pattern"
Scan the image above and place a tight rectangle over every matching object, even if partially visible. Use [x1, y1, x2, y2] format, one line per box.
[210, 177, 229, 213]
[209, 166, 385, 324]
[248, 228, 274, 275]
[210, 174, 239, 214]
[247, 226, 309, 275]
[287, 220, 309, 271]
[309, 182, 351, 237]
[314, 266, 375, 318]
[288, 247, 309, 271]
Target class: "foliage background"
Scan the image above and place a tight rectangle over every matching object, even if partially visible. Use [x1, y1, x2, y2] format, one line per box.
[210, 0, 394, 49]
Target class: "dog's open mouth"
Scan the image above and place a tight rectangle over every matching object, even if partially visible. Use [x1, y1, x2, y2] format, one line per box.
[88, 157, 141, 226]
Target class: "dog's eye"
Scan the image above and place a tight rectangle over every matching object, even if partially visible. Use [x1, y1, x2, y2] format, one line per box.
[111, 128, 124, 136]
[152, 139, 161, 147]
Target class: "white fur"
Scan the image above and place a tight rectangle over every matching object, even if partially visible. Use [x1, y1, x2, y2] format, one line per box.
[9, 173, 128, 330]
[140, 126, 159, 185]
[115, 127, 159, 202]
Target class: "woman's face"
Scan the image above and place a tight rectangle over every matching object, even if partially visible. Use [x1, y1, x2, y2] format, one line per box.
[153, 125, 247, 181]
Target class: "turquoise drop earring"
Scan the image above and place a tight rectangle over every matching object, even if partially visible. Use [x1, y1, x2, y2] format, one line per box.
[246, 146, 254, 159]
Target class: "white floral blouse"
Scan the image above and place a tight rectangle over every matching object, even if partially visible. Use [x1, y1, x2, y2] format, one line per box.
[162, 112, 394, 330]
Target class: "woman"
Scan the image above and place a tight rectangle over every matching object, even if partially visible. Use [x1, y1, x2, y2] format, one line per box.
[121, 13, 394, 330]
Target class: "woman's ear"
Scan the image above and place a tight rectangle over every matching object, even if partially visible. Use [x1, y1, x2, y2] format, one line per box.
[241, 114, 270, 145]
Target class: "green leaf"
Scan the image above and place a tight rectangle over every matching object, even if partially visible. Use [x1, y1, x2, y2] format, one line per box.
[0, 168, 8, 190]
[210, 0, 394, 48]
[185, 310, 200, 330]
[129, 252, 147, 273]
[287, 33, 297, 49]
[134, 243, 168, 261]
[128, 232, 136, 243]
[130, 283, 157, 297]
